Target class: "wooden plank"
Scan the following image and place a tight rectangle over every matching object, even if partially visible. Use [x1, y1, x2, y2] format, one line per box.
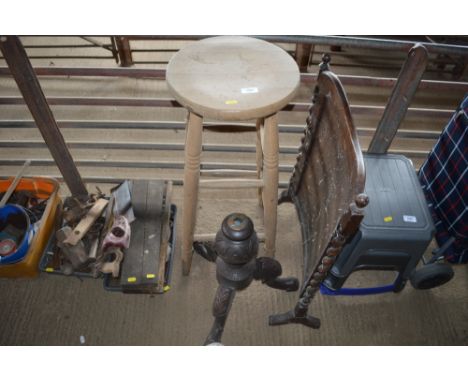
[368, 44, 428, 154]
[199, 179, 264, 189]
[157, 181, 173, 293]
[63, 198, 108, 246]
[140, 180, 164, 286]
[119, 180, 168, 292]
[200, 169, 258, 177]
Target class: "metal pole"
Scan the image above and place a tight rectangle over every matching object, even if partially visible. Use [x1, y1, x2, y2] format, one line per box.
[368, 44, 428, 154]
[79, 36, 113, 52]
[0, 35, 88, 198]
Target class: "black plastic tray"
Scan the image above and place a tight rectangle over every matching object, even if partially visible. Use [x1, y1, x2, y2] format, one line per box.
[39, 205, 177, 294]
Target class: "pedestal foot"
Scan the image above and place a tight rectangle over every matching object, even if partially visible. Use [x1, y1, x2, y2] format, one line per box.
[268, 310, 321, 329]
[266, 277, 299, 292]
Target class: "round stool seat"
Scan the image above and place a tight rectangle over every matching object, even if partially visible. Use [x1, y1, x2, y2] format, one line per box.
[166, 36, 300, 121]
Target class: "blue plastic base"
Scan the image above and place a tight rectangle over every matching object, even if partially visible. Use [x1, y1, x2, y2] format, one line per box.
[320, 283, 396, 296]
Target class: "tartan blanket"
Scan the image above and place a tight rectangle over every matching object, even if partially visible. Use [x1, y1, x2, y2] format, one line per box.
[419, 94, 468, 264]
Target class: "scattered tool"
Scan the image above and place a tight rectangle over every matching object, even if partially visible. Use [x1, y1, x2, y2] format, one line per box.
[64, 198, 108, 246]
[119, 180, 166, 293]
[98, 215, 131, 277]
[39, 179, 176, 295]
[102, 216, 131, 250]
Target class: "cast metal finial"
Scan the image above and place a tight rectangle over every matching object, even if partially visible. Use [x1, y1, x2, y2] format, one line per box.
[319, 53, 331, 73]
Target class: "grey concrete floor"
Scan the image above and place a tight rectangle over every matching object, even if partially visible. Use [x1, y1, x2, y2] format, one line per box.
[0, 190, 467, 345]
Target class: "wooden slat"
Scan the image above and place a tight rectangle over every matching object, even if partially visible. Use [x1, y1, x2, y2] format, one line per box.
[141, 181, 164, 285]
[199, 179, 264, 189]
[120, 180, 147, 286]
[63, 198, 109, 246]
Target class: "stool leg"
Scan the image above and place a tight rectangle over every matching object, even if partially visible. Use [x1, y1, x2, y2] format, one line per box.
[182, 112, 203, 275]
[255, 118, 264, 208]
[262, 113, 279, 258]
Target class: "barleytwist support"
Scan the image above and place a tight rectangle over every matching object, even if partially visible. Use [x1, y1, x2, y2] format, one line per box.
[201, 213, 299, 345]
[268, 54, 368, 329]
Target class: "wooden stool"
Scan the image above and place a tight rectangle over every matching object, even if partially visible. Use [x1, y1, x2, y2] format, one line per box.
[166, 36, 299, 275]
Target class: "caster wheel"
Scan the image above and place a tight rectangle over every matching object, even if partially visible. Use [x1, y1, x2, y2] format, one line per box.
[410, 263, 454, 290]
[393, 280, 407, 293]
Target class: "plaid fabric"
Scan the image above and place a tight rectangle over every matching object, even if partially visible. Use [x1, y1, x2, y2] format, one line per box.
[419, 94, 468, 264]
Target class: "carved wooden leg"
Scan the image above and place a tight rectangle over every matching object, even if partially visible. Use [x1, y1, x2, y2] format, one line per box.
[262, 113, 279, 258]
[205, 285, 236, 345]
[268, 286, 321, 329]
[182, 112, 203, 275]
[255, 118, 264, 208]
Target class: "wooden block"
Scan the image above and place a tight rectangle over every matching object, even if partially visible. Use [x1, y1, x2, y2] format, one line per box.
[120, 180, 166, 291]
[64, 198, 108, 246]
[141, 181, 164, 285]
[120, 181, 147, 286]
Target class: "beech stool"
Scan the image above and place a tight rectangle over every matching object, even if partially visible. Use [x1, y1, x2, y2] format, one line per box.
[166, 36, 300, 275]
